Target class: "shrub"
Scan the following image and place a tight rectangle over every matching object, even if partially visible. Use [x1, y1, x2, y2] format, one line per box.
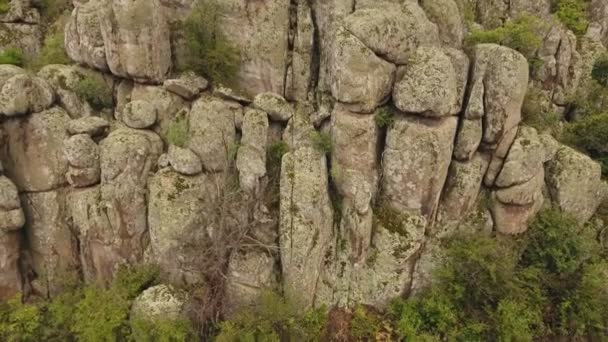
[555, 0, 589, 36]
[522, 87, 562, 134]
[311, 131, 332, 155]
[74, 72, 113, 111]
[375, 106, 395, 128]
[29, 19, 71, 69]
[131, 318, 195, 342]
[562, 113, 608, 176]
[466, 15, 546, 60]
[0, 48, 24, 66]
[178, 0, 240, 86]
[166, 113, 189, 148]
[71, 286, 132, 341]
[0, 294, 44, 341]
[216, 290, 327, 341]
[267, 141, 289, 171]
[350, 305, 383, 340]
[592, 54, 608, 88]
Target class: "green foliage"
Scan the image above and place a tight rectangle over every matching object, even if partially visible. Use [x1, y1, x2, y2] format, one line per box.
[74, 72, 113, 111]
[216, 290, 327, 341]
[521, 87, 562, 134]
[0, 48, 24, 66]
[0, 0, 9, 14]
[113, 264, 160, 299]
[311, 131, 332, 155]
[29, 21, 71, 69]
[178, 0, 240, 85]
[166, 112, 190, 148]
[131, 318, 195, 342]
[592, 54, 608, 88]
[375, 106, 395, 128]
[466, 15, 546, 60]
[555, 0, 589, 36]
[71, 286, 132, 341]
[350, 306, 383, 340]
[0, 294, 44, 342]
[562, 113, 608, 176]
[267, 141, 289, 170]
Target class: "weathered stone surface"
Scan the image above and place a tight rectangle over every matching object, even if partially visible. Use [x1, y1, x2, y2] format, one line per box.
[0, 65, 25, 88]
[588, 0, 608, 47]
[420, 0, 464, 48]
[0, 23, 42, 59]
[121, 100, 157, 129]
[38, 65, 95, 118]
[168, 145, 202, 176]
[393, 47, 458, 117]
[65, 0, 108, 71]
[0, 176, 25, 233]
[188, 96, 240, 172]
[343, 2, 439, 65]
[217, 0, 290, 97]
[444, 48, 470, 113]
[0, 74, 54, 116]
[163, 73, 208, 100]
[410, 239, 445, 296]
[0, 0, 40, 24]
[279, 147, 333, 307]
[65, 134, 101, 188]
[67, 116, 110, 136]
[252, 92, 293, 122]
[435, 154, 489, 237]
[546, 146, 607, 223]
[1, 107, 69, 192]
[0, 232, 22, 301]
[467, 44, 529, 147]
[22, 190, 80, 297]
[328, 26, 395, 113]
[286, 0, 314, 101]
[148, 169, 221, 285]
[330, 105, 379, 214]
[453, 119, 482, 161]
[131, 284, 189, 321]
[225, 249, 277, 315]
[282, 103, 316, 151]
[495, 127, 546, 188]
[236, 108, 268, 194]
[381, 115, 458, 220]
[100, 128, 163, 266]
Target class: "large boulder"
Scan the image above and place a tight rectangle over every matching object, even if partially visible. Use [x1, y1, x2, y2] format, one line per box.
[328, 26, 395, 113]
[64, 134, 101, 188]
[420, 0, 465, 48]
[38, 65, 95, 118]
[252, 92, 293, 122]
[0, 176, 25, 232]
[546, 146, 608, 223]
[236, 108, 268, 194]
[121, 100, 157, 129]
[67, 116, 110, 137]
[279, 147, 333, 308]
[381, 115, 458, 220]
[0, 232, 22, 301]
[0, 23, 42, 59]
[167, 145, 202, 176]
[188, 96, 240, 172]
[22, 190, 80, 297]
[1, 107, 69, 192]
[0, 74, 54, 116]
[286, 0, 315, 101]
[100, 128, 163, 266]
[131, 284, 189, 322]
[65, 0, 108, 71]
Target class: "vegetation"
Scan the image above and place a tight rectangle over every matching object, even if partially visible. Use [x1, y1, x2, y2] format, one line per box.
[375, 106, 395, 128]
[0, 48, 24, 66]
[592, 54, 608, 88]
[28, 17, 71, 69]
[178, 0, 240, 86]
[465, 15, 546, 62]
[521, 87, 562, 134]
[554, 0, 590, 36]
[74, 71, 113, 111]
[216, 291, 327, 341]
[562, 112, 608, 176]
[0, 265, 194, 341]
[0, 0, 9, 14]
[267, 141, 289, 171]
[311, 132, 332, 155]
[166, 112, 190, 148]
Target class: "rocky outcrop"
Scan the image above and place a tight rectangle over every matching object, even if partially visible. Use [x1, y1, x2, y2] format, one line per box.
[0, 74, 54, 116]
[0, 175, 25, 300]
[131, 284, 189, 321]
[38, 65, 95, 118]
[236, 108, 268, 195]
[64, 134, 101, 188]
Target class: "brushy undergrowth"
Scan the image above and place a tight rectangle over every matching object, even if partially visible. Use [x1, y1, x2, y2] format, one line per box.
[554, 0, 590, 36]
[74, 71, 113, 111]
[0, 48, 24, 66]
[562, 112, 608, 176]
[177, 0, 240, 86]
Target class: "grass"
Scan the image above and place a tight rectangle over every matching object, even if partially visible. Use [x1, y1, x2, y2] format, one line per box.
[0, 48, 24, 66]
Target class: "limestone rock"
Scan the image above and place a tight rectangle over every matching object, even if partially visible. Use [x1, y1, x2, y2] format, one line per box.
[1, 107, 69, 192]
[0, 232, 22, 301]
[328, 26, 395, 113]
[22, 190, 80, 297]
[121, 100, 158, 129]
[67, 116, 110, 136]
[0, 176, 24, 232]
[587, 0, 608, 47]
[0, 0, 41, 24]
[279, 147, 333, 307]
[343, 2, 439, 65]
[381, 115, 458, 219]
[131, 285, 189, 321]
[168, 145, 202, 176]
[393, 47, 458, 117]
[236, 109, 268, 194]
[188, 96, 240, 172]
[163, 73, 208, 100]
[546, 146, 607, 223]
[252, 92, 293, 122]
[0, 74, 54, 116]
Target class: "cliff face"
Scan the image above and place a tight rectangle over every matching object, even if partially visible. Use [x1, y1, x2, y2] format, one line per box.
[0, 0, 607, 312]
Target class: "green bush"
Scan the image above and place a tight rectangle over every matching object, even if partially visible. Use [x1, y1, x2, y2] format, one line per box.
[0, 48, 24, 66]
[466, 15, 546, 60]
[74, 72, 113, 111]
[555, 0, 589, 36]
[592, 54, 608, 88]
[562, 112, 608, 176]
[311, 132, 332, 155]
[131, 318, 194, 342]
[178, 0, 240, 86]
[350, 305, 383, 340]
[0, 294, 44, 342]
[216, 290, 327, 341]
[375, 106, 395, 128]
[166, 113, 189, 148]
[29, 20, 71, 69]
[267, 141, 289, 171]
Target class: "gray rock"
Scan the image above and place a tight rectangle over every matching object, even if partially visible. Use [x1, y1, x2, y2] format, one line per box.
[0, 232, 22, 300]
[64, 134, 101, 188]
[168, 145, 202, 176]
[121, 100, 158, 129]
[453, 119, 482, 161]
[38, 65, 95, 118]
[65, 0, 109, 71]
[286, 0, 314, 101]
[0, 74, 54, 116]
[131, 284, 189, 321]
[495, 127, 546, 188]
[67, 116, 110, 136]
[0, 65, 25, 89]
[163, 73, 208, 100]
[0, 176, 25, 232]
[252, 92, 293, 122]
[236, 108, 268, 194]
[420, 0, 465, 48]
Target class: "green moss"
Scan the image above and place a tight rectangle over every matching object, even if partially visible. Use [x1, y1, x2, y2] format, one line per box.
[267, 141, 289, 171]
[0, 48, 24, 66]
[177, 0, 240, 86]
